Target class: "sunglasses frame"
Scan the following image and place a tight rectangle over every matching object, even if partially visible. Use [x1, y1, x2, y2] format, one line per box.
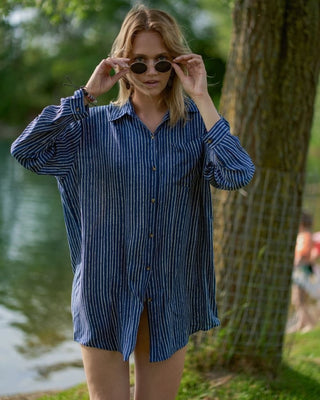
[130, 60, 172, 74]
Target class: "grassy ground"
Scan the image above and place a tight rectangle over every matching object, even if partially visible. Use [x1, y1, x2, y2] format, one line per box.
[29, 325, 320, 400]
[177, 325, 320, 399]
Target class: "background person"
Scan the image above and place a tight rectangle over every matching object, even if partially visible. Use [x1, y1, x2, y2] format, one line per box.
[291, 211, 317, 332]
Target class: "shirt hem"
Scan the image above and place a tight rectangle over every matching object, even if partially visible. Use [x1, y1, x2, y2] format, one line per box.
[74, 317, 221, 363]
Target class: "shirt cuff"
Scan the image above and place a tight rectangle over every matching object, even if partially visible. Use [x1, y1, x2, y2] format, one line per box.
[69, 89, 89, 120]
[203, 117, 230, 149]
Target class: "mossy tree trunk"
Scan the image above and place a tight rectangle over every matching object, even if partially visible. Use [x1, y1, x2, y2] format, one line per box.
[212, 0, 320, 371]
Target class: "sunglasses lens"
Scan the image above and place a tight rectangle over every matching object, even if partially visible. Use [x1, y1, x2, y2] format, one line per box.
[155, 60, 172, 72]
[130, 60, 172, 74]
[130, 62, 147, 74]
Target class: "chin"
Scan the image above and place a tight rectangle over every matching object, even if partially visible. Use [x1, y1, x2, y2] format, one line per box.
[147, 86, 167, 96]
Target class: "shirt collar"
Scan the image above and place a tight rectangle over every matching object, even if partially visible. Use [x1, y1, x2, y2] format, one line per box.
[108, 100, 135, 122]
[108, 97, 198, 122]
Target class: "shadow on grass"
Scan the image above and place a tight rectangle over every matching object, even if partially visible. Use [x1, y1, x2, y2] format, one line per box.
[271, 362, 320, 399]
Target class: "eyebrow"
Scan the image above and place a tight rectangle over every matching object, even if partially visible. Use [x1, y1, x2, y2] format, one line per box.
[132, 52, 170, 59]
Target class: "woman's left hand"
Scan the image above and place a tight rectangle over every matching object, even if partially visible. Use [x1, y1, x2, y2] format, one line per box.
[173, 53, 220, 131]
[172, 54, 208, 100]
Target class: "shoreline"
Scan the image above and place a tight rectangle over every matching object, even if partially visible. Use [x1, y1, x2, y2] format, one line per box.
[0, 391, 61, 400]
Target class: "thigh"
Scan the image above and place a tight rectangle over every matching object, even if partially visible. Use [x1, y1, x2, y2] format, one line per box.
[81, 345, 130, 400]
[134, 307, 187, 400]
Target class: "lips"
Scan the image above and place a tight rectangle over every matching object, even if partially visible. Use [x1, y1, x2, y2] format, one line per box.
[144, 80, 159, 86]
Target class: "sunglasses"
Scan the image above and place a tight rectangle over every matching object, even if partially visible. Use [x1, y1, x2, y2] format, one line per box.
[130, 60, 172, 74]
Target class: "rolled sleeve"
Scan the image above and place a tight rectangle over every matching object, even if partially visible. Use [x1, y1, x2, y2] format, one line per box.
[70, 89, 89, 119]
[203, 117, 255, 190]
[203, 117, 229, 148]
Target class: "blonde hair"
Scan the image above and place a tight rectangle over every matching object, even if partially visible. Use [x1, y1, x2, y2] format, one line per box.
[110, 4, 191, 126]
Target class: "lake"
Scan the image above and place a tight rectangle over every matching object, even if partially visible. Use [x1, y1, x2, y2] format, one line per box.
[0, 140, 85, 395]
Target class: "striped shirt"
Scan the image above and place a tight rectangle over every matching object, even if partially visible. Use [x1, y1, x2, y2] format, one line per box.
[11, 89, 254, 362]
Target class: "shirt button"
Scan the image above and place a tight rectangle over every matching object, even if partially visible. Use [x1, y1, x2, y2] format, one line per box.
[151, 198, 156, 204]
[151, 135, 155, 140]
[147, 298, 152, 303]
[152, 166, 156, 171]
[76, 107, 80, 112]
[149, 233, 154, 238]
[206, 138, 213, 144]
[146, 266, 151, 271]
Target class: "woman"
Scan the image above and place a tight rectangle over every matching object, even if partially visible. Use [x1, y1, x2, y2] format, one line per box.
[11, 4, 254, 400]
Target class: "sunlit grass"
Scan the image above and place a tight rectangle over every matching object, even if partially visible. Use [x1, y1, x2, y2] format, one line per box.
[175, 325, 320, 399]
[37, 325, 320, 400]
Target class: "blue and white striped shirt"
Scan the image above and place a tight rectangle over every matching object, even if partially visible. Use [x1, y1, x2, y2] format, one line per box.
[11, 89, 254, 362]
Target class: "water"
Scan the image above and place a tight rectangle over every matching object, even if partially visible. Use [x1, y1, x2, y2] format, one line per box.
[0, 140, 85, 395]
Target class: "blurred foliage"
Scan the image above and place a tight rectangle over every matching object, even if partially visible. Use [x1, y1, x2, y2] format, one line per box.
[0, 0, 232, 128]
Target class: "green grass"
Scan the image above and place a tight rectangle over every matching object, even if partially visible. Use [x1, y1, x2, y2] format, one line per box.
[307, 82, 320, 178]
[37, 325, 320, 400]
[37, 385, 89, 400]
[176, 327, 320, 399]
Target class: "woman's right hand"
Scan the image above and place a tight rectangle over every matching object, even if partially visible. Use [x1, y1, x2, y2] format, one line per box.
[84, 57, 130, 100]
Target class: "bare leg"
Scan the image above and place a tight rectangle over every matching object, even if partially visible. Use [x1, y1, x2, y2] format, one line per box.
[134, 307, 187, 400]
[81, 345, 130, 400]
[291, 285, 315, 331]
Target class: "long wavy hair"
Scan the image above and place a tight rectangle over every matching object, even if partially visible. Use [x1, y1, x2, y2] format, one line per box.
[110, 4, 191, 126]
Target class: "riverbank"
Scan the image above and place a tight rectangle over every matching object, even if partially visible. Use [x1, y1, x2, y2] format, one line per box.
[0, 391, 61, 400]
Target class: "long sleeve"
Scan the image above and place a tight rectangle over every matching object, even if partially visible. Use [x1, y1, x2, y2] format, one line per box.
[202, 117, 255, 190]
[11, 89, 89, 177]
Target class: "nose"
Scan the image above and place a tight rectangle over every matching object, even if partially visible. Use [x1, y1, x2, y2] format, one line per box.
[145, 61, 157, 74]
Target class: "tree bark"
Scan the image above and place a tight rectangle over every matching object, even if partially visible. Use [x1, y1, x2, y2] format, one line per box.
[211, 0, 320, 371]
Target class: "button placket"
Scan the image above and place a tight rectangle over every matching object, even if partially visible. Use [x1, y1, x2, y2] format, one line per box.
[145, 130, 158, 303]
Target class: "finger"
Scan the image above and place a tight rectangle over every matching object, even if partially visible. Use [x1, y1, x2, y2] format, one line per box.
[116, 59, 130, 69]
[175, 58, 203, 73]
[172, 62, 184, 75]
[114, 57, 130, 62]
[173, 54, 194, 61]
[173, 54, 202, 63]
[105, 57, 130, 69]
[103, 58, 118, 70]
[172, 63, 188, 81]
[186, 58, 203, 69]
[112, 68, 129, 83]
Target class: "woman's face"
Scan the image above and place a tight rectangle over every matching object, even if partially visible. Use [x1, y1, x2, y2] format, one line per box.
[129, 30, 172, 100]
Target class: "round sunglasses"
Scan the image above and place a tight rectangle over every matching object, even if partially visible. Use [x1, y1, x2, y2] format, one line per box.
[130, 60, 172, 74]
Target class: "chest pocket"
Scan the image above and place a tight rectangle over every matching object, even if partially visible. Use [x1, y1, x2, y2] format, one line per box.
[171, 138, 203, 188]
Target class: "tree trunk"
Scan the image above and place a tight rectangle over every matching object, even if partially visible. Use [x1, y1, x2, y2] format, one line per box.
[210, 0, 320, 372]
